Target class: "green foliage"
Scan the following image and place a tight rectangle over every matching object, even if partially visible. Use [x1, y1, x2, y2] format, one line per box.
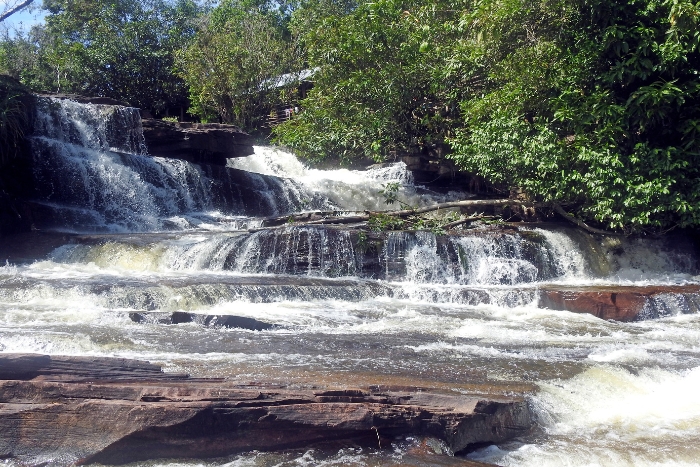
[276, 0, 700, 232]
[0, 27, 51, 91]
[368, 212, 405, 231]
[273, 0, 465, 162]
[379, 182, 401, 207]
[0, 0, 201, 115]
[175, 0, 302, 129]
[0, 76, 30, 167]
[448, 0, 700, 232]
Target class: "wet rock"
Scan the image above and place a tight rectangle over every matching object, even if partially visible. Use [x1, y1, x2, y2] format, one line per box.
[0, 353, 533, 465]
[141, 119, 255, 166]
[0, 231, 77, 263]
[129, 311, 275, 330]
[0, 353, 188, 382]
[539, 285, 700, 321]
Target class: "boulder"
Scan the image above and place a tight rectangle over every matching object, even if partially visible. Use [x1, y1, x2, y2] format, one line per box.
[141, 119, 255, 166]
[0, 354, 533, 465]
[539, 284, 700, 321]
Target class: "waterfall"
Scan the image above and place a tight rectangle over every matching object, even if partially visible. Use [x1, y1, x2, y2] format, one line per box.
[28, 99, 336, 232]
[4, 96, 700, 467]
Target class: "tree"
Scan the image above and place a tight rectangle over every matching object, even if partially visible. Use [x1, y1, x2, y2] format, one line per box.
[447, 0, 700, 232]
[273, 0, 467, 163]
[175, 0, 302, 130]
[276, 0, 700, 232]
[2, 0, 203, 115]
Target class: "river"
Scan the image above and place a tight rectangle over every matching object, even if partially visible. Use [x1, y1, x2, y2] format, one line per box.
[2, 97, 700, 466]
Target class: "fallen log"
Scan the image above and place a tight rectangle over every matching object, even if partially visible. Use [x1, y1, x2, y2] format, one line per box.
[442, 215, 499, 231]
[0, 354, 533, 466]
[259, 199, 542, 229]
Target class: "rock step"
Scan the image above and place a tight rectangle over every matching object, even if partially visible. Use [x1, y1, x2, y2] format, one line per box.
[0, 354, 532, 466]
[141, 119, 254, 166]
[539, 284, 700, 321]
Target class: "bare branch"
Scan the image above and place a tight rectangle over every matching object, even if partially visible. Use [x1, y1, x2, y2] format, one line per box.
[0, 0, 34, 23]
[551, 204, 622, 236]
[258, 199, 542, 229]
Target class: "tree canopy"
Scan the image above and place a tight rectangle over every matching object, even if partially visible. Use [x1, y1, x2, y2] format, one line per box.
[175, 0, 301, 129]
[274, 0, 700, 233]
[1, 0, 202, 115]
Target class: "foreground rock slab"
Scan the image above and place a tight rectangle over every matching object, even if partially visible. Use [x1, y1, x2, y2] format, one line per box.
[0, 354, 533, 465]
[539, 284, 700, 321]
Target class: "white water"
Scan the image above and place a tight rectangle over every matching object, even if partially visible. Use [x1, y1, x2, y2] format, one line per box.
[229, 146, 466, 211]
[4, 98, 700, 466]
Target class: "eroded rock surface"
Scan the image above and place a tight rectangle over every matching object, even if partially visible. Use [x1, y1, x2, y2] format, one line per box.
[141, 119, 255, 166]
[0, 354, 533, 465]
[539, 285, 700, 321]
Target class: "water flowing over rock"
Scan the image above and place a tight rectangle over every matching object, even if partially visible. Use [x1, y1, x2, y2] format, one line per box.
[26, 98, 337, 231]
[3, 97, 700, 467]
[539, 285, 700, 321]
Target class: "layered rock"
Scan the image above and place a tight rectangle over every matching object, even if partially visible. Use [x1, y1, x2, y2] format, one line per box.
[0, 354, 533, 465]
[141, 119, 255, 166]
[539, 285, 700, 321]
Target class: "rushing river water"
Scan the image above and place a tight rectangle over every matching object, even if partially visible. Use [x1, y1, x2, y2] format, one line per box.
[2, 98, 700, 466]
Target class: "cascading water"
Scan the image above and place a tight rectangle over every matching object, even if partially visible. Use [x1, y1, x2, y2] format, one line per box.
[3, 98, 700, 466]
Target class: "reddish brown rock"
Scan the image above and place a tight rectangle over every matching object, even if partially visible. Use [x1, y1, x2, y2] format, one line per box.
[141, 119, 255, 166]
[539, 284, 700, 321]
[0, 354, 533, 465]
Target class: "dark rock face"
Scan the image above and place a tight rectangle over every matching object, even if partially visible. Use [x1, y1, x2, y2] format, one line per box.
[539, 285, 700, 321]
[129, 311, 275, 330]
[0, 354, 533, 465]
[141, 119, 255, 166]
[398, 144, 495, 194]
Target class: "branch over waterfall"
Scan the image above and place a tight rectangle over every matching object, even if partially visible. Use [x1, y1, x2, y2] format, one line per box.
[256, 199, 625, 236]
[258, 198, 545, 230]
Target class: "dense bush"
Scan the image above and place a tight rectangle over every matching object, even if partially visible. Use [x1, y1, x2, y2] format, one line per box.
[275, 0, 700, 232]
[0, 75, 30, 167]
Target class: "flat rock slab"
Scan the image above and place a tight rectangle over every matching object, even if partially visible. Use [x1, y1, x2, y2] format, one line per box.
[0, 354, 532, 466]
[539, 284, 700, 321]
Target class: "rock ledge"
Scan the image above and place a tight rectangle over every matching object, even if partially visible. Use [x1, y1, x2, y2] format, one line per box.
[141, 119, 255, 166]
[0, 353, 532, 465]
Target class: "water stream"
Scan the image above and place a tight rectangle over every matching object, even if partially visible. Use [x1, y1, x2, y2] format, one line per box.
[2, 98, 700, 466]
